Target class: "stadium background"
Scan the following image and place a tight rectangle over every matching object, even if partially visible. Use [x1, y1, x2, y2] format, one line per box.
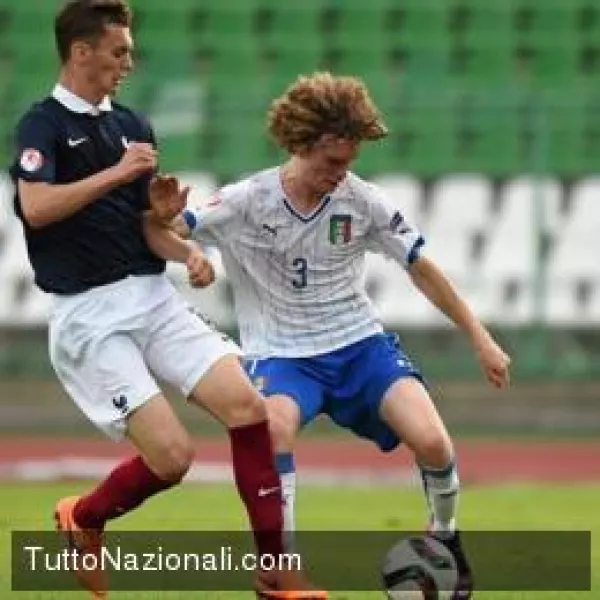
[0, 3, 599, 482]
[0, 2, 599, 598]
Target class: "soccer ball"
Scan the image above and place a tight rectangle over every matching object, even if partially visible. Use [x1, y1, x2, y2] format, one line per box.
[381, 535, 458, 600]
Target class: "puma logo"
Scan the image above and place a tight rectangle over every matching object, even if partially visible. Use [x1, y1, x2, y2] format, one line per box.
[262, 224, 278, 237]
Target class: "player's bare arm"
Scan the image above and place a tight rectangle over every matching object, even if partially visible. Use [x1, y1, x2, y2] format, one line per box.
[146, 213, 191, 238]
[408, 255, 511, 388]
[143, 215, 194, 262]
[145, 174, 193, 258]
[18, 142, 156, 228]
[145, 174, 208, 283]
[143, 213, 214, 288]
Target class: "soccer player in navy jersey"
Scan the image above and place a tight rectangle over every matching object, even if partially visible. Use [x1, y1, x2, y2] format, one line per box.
[9, 2, 325, 598]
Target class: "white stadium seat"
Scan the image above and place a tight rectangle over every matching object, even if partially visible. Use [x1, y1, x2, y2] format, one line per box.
[166, 247, 236, 331]
[175, 171, 218, 207]
[364, 253, 441, 327]
[424, 175, 493, 284]
[544, 285, 585, 326]
[426, 175, 492, 233]
[19, 286, 53, 326]
[0, 220, 29, 282]
[371, 174, 423, 225]
[479, 177, 563, 324]
[588, 288, 600, 323]
[482, 177, 562, 281]
[0, 277, 12, 323]
[547, 177, 600, 283]
[0, 175, 17, 322]
[473, 281, 536, 325]
[0, 218, 43, 325]
[544, 178, 600, 325]
[0, 172, 13, 234]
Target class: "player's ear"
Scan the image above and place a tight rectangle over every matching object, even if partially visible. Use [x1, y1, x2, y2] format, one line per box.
[70, 40, 94, 63]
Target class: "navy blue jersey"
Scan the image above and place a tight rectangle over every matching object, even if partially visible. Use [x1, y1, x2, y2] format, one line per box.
[9, 95, 165, 294]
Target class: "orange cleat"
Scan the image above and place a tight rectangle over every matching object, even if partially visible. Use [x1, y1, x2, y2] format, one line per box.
[54, 496, 107, 599]
[255, 568, 329, 599]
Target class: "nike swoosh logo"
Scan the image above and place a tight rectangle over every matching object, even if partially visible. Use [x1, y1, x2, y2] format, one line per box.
[67, 137, 88, 147]
[258, 486, 280, 498]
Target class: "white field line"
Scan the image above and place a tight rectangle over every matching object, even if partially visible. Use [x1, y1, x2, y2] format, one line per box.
[0, 457, 418, 487]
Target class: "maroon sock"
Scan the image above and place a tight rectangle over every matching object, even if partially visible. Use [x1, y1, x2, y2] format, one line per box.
[73, 456, 175, 529]
[229, 421, 284, 559]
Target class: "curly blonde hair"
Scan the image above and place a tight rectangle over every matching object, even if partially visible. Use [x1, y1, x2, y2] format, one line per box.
[267, 72, 388, 153]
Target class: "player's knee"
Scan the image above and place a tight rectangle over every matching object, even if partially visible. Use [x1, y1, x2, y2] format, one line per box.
[222, 390, 267, 428]
[153, 439, 195, 483]
[414, 430, 454, 467]
[266, 402, 297, 452]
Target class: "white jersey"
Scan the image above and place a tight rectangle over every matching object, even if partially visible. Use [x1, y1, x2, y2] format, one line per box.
[184, 167, 424, 358]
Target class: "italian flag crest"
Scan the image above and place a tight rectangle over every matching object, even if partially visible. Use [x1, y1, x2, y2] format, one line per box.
[329, 214, 352, 245]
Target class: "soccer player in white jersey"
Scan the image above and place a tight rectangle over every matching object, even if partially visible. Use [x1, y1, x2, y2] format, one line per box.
[145, 72, 511, 600]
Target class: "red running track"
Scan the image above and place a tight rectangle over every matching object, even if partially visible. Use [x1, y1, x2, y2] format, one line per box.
[1, 437, 600, 484]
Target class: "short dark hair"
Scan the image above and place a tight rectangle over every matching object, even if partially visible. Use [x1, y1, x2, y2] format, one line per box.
[55, 0, 132, 64]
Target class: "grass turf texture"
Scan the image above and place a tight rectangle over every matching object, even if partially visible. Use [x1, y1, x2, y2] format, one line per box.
[1, 481, 598, 599]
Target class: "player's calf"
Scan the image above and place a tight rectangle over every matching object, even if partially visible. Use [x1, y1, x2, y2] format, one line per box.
[125, 394, 195, 483]
[72, 455, 179, 530]
[143, 438, 194, 482]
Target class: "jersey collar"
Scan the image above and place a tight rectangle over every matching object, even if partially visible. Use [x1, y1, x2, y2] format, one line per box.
[52, 84, 112, 116]
[276, 166, 334, 223]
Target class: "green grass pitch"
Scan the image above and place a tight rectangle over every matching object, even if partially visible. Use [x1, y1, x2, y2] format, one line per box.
[1, 481, 598, 599]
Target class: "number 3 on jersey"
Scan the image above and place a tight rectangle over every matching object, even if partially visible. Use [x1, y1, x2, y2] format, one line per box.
[292, 257, 308, 289]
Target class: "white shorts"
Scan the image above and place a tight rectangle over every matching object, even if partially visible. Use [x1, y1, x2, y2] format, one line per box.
[49, 274, 241, 440]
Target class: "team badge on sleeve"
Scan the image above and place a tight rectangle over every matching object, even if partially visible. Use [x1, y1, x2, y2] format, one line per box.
[206, 193, 222, 208]
[329, 214, 352, 244]
[390, 210, 412, 235]
[19, 148, 44, 173]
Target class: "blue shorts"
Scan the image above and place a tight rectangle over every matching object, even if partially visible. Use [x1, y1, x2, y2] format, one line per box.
[245, 333, 424, 452]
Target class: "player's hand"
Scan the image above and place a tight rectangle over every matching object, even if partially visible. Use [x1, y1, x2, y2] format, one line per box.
[148, 175, 190, 224]
[475, 337, 511, 389]
[187, 247, 215, 288]
[114, 142, 157, 183]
